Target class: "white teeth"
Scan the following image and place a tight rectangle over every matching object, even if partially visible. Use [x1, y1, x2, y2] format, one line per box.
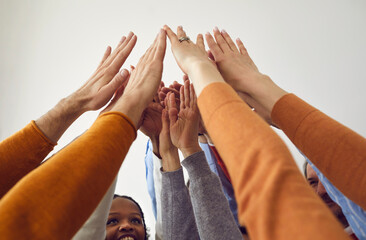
[121, 237, 134, 240]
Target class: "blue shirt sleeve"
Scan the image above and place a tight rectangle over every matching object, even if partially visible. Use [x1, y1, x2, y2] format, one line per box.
[144, 139, 157, 219]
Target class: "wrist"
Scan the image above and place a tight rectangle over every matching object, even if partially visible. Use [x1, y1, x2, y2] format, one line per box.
[250, 75, 288, 115]
[150, 136, 161, 159]
[186, 61, 225, 96]
[161, 149, 181, 172]
[110, 95, 145, 127]
[180, 145, 202, 159]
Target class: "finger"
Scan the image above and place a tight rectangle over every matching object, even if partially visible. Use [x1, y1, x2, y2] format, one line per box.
[184, 80, 190, 108]
[168, 93, 178, 125]
[205, 32, 223, 61]
[179, 85, 184, 110]
[190, 83, 196, 109]
[154, 29, 167, 61]
[161, 87, 180, 98]
[171, 80, 183, 92]
[177, 25, 187, 38]
[104, 33, 132, 67]
[159, 91, 167, 102]
[97, 46, 112, 69]
[236, 37, 248, 55]
[161, 108, 170, 132]
[196, 34, 205, 51]
[182, 75, 189, 81]
[163, 25, 179, 45]
[221, 29, 239, 53]
[96, 69, 130, 109]
[109, 34, 137, 73]
[213, 27, 231, 53]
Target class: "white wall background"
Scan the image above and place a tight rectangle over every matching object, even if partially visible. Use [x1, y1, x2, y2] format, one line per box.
[1, 0, 365, 238]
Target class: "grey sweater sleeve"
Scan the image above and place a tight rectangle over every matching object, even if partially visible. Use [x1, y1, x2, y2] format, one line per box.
[181, 151, 243, 240]
[161, 167, 200, 240]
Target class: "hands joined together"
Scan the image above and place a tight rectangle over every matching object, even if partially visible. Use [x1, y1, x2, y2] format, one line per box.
[52, 25, 286, 149]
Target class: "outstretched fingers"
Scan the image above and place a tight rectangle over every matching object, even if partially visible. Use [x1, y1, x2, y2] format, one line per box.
[97, 46, 112, 69]
[205, 32, 223, 61]
[236, 37, 248, 55]
[221, 29, 239, 53]
[164, 25, 179, 45]
[213, 27, 231, 53]
[154, 29, 167, 61]
[109, 34, 137, 73]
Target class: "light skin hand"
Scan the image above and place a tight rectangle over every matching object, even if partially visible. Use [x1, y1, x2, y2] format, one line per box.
[35, 33, 137, 143]
[205, 28, 287, 119]
[110, 29, 167, 128]
[163, 25, 225, 96]
[168, 80, 201, 158]
[159, 107, 181, 172]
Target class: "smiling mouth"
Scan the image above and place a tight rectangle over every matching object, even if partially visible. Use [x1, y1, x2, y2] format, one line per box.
[119, 237, 135, 240]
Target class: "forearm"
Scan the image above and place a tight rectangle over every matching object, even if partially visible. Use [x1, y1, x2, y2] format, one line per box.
[0, 121, 55, 197]
[198, 82, 348, 240]
[161, 168, 200, 240]
[272, 93, 366, 209]
[35, 94, 85, 143]
[0, 112, 136, 239]
[182, 151, 242, 240]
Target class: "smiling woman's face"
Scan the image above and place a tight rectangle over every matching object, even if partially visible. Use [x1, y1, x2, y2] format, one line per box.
[106, 197, 146, 240]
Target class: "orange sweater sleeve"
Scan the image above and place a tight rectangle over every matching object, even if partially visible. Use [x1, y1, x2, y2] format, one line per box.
[198, 83, 349, 240]
[272, 93, 366, 210]
[0, 112, 136, 240]
[0, 121, 56, 197]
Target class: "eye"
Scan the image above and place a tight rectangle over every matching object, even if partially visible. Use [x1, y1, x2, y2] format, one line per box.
[131, 217, 142, 225]
[106, 218, 118, 226]
[308, 180, 318, 187]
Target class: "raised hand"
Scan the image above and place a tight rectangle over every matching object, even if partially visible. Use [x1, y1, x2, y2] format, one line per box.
[164, 25, 225, 96]
[159, 107, 180, 172]
[167, 80, 201, 158]
[74, 32, 137, 112]
[205, 28, 287, 118]
[35, 33, 136, 143]
[110, 29, 167, 127]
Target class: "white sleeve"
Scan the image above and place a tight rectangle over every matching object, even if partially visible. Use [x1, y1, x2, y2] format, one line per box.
[153, 154, 164, 240]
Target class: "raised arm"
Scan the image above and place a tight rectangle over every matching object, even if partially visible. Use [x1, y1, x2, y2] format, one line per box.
[0, 30, 167, 239]
[169, 80, 242, 239]
[165, 25, 348, 240]
[159, 89, 200, 240]
[0, 33, 135, 198]
[206, 28, 366, 210]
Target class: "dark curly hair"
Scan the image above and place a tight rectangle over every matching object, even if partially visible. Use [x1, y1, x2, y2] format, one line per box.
[113, 194, 149, 240]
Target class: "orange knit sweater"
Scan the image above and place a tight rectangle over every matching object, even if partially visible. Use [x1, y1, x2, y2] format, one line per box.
[198, 82, 349, 240]
[272, 94, 366, 210]
[0, 121, 56, 198]
[0, 112, 136, 239]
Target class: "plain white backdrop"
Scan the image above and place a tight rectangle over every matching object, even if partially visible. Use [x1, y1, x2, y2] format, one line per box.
[1, 0, 365, 238]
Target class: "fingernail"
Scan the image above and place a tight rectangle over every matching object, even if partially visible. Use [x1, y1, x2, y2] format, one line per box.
[236, 37, 241, 42]
[213, 26, 219, 32]
[206, 32, 210, 36]
[221, 29, 227, 34]
[120, 69, 128, 77]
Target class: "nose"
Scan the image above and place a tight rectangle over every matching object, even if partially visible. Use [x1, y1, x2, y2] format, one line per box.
[316, 180, 327, 196]
[118, 221, 134, 232]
